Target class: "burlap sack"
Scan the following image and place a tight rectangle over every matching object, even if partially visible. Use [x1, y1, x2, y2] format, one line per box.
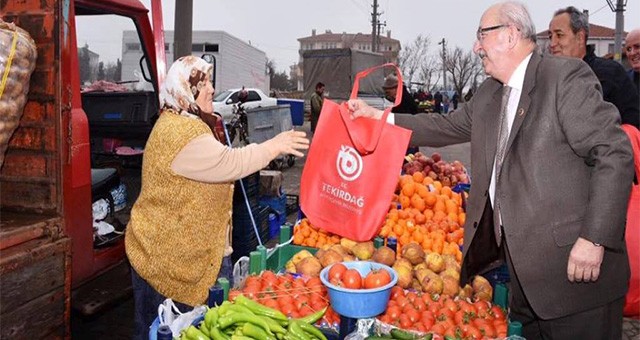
[0, 20, 37, 167]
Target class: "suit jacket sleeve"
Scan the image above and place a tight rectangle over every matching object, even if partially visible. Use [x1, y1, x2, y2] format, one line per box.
[555, 61, 634, 248]
[395, 102, 473, 147]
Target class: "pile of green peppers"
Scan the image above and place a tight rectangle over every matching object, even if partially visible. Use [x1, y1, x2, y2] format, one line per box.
[179, 295, 328, 340]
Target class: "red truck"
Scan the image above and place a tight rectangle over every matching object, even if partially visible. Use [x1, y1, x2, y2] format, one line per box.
[0, 0, 167, 337]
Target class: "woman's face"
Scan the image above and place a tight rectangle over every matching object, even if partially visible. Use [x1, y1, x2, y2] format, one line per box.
[196, 75, 215, 114]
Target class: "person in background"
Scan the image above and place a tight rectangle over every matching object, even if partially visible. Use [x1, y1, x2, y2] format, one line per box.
[382, 73, 418, 114]
[626, 28, 640, 94]
[125, 56, 309, 340]
[452, 91, 460, 110]
[309, 82, 325, 134]
[548, 6, 639, 128]
[348, 2, 632, 338]
[433, 91, 443, 113]
[442, 94, 450, 113]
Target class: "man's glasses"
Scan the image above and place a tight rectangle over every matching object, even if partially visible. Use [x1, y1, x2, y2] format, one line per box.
[476, 24, 508, 42]
[626, 44, 640, 53]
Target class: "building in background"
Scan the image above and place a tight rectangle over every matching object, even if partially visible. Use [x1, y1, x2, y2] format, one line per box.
[293, 29, 401, 90]
[122, 30, 270, 93]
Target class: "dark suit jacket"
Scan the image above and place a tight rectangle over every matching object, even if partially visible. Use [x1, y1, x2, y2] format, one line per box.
[395, 52, 634, 319]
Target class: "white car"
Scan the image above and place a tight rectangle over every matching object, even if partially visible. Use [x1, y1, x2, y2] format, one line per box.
[213, 88, 277, 121]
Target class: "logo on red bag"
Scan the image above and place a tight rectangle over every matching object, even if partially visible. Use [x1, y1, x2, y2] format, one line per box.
[336, 145, 363, 182]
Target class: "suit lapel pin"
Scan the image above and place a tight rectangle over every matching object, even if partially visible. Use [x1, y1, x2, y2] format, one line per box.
[517, 108, 525, 116]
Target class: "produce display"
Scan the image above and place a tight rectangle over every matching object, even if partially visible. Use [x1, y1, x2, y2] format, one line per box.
[0, 20, 38, 166]
[403, 152, 469, 186]
[179, 294, 329, 340]
[376, 288, 508, 339]
[292, 218, 342, 248]
[380, 172, 466, 263]
[228, 270, 340, 327]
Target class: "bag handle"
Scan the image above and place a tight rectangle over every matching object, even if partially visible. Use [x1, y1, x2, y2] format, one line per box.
[622, 124, 640, 181]
[339, 63, 404, 154]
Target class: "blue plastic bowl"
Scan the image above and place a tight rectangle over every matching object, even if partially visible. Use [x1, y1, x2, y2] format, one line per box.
[319, 261, 397, 318]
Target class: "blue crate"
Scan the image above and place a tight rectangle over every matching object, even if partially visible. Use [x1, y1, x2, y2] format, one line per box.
[259, 192, 287, 226]
[277, 99, 304, 126]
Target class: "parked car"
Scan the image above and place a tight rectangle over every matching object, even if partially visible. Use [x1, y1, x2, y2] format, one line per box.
[214, 88, 277, 121]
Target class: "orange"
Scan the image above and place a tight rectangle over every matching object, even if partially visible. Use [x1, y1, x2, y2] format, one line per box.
[402, 182, 416, 197]
[424, 192, 437, 207]
[422, 176, 434, 185]
[440, 186, 452, 198]
[432, 181, 443, 193]
[423, 209, 434, 221]
[458, 212, 466, 226]
[399, 174, 414, 187]
[434, 201, 446, 213]
[301, 227, 311, 238]
[399, 195, 411, 209]
[293, 234, 304, 245]
[433, 210, 447, 222]
[445, 200, 458, 215]
[411, 194, 426, 212]
[415, 213, 426, 224]
[416, 185, 430, 199]
[393, 223, 405, 235]
[399, 233, 411, 246]
[412, 230, 424, 243]
[412, 171, 425, 183]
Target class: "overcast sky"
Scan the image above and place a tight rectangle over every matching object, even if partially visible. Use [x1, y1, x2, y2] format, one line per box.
[83, 1, 640, 72]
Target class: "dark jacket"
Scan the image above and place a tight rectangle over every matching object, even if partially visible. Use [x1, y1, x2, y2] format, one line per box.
[390, 85, 418, 114]
[583, 49, 640, 128]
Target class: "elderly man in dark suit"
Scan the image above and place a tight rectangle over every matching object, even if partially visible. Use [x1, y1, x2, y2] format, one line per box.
[348, 1, 633, 339]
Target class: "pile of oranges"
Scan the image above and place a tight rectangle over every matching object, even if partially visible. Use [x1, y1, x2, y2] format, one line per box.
[379, 172, 466, 263]
[292, 218, 341, 248]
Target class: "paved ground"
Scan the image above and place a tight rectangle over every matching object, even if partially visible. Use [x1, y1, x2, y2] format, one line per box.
[72, 119, 640, 339]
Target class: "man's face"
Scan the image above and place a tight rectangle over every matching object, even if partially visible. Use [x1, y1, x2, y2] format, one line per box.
[383, 87, 396, 100]
[548, 13, 585, 58]
[317, 86, 325, 95]
[472, 7, 511, 81]
[626, 30, 640, 72]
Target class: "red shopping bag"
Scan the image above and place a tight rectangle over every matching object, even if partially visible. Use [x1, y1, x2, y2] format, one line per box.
[300, 64, 412, 241]
[622, 124, 640, 318]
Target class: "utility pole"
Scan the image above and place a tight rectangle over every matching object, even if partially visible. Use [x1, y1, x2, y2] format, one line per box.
[371, 0, 378, 52]
[174, 0, 193, 62]
[438, 38, 447, 90]
[607, 0, 627, 63]
[376, 20, 386, 53]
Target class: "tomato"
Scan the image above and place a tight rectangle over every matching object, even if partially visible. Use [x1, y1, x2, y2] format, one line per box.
[263, 298, 279, 310]
[299, 304, 315, 317]
[421, 314, 435, 330]
[399, 314, 413, 329]
[474, 300, 490, 318]
[442, 297, 458, 312]
[390, 286, 405, 300]
[306, 277, 323, 293]
[477, 323, 497, 338]
[341, 269, 363, 289]
[406, 309, 421, 323]
[364, 268, 392, 289]
[228, 289, 241, 301]
[379, 314, 392, 324]
[260, 270, 279, 288]
[462, 324, 483, 339]
[430, 322, 446, 335]
[406, 291, 419, 303]
[328, 263, 348, 281]
[413, 299, 427, 312]
[387, 305, 402, 319]
[458, 299, 477, 315]
[245, 275, 261, 287]
[395, 295, 410, 308]
[295, 295, 310, 310]
[413, 322, 427, 333]
[280, 303, 297, 316]
[490, 305, 507, 320]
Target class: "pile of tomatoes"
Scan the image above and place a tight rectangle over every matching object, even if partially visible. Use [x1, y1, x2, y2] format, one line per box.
[327, 263, 393, 290]
[228, 270, 340, 327]
[377, 286, 508, 339]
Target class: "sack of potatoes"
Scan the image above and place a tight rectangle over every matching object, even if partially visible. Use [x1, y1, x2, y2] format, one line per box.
[0, 20, 37, 167]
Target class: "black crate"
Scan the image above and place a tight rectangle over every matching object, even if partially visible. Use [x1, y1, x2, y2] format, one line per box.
[285, 194, 299, 216]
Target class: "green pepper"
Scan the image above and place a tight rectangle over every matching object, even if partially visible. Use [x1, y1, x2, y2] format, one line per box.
[288, 321, 311, 340]
[218, 312, 273, 335]
[257, 315, 287, 334]
[422, 334, 433, 340]
[205, 307, 220, 330]
[297, 321, 327, 340]
[365, 337, 394, 340]
[186, 325, 210, 340]
[230, 336, 254, 340]
[209, 325, 230, 340]
[295, 307, 327, 325]
[242, 322, 277, 340]
[390, 328, 417, 340]
[235, 295, 288, 321]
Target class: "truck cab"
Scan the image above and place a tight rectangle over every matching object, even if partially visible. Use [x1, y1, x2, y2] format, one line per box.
[0, 0, 164, 337]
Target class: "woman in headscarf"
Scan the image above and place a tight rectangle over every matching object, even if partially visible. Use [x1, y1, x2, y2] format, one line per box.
[125, 56, 309, 339]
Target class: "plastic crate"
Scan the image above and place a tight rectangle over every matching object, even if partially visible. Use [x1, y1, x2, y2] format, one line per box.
[286, 194, 299, 216]
[259, 193, 287, 226]
[246, 105, 293, 144]
[277, 99, 305, 126]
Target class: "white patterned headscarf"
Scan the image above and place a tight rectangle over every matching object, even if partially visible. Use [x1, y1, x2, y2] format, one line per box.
[159, 56, 213, 117]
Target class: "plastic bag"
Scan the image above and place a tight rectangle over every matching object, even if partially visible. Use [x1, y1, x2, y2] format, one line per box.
[232, 256, 250, 289]
[344, 318, 375, 340]
[157, 299, 207, 337]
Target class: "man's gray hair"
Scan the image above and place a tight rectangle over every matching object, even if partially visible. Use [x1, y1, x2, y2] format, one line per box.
[553, 6, 590, 40]
[498, 1, 537, 43]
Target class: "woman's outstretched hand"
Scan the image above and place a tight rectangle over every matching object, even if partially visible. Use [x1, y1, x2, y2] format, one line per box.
[265, 129, 309, 158]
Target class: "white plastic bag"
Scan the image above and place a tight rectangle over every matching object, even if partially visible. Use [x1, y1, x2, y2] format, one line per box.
[232, 256, 250, 289]
[345, 318, 375, 340]
[157, 299, 207, 337]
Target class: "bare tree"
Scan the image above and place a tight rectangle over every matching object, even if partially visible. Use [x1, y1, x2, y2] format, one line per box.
[442, 47, 480, 97]
[397, 34, 431, 85]
[418, 55, 440, 92]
